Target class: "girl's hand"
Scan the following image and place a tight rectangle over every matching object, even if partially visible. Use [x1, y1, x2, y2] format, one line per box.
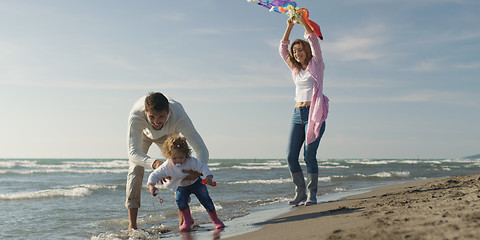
[206, 175, 214, 185]
[202, 179, 217, 187]
[149, 185, 158, 196]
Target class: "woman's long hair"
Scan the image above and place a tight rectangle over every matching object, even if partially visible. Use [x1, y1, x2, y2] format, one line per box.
[288, 39, 312, 71]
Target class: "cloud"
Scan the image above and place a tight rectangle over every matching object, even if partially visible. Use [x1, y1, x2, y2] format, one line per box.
[454, 62, 480, 69]
[161, 13, 187, 22]
[96, 55, 141, 72]
[401, 59, 444, 72]
[343, 0, 478, 5]
[335, 90, 477, 107]
[326, 23, 390, 62]
[408, 31, 480, 47]
[0, 41, 23, 56]
[190, 28, 226, 35]
[326, 77, 397, 89]
[327, 37, 384, 61]
[0, 75, 286, 91]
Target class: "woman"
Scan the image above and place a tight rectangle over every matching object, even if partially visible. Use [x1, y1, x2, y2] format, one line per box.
[279, 12, 329, 206]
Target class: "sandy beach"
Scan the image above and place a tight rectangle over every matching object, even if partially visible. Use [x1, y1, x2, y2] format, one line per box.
[226, 173, 480, 240]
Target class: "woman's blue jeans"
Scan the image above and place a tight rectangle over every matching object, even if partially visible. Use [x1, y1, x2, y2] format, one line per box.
[176, 178, 215, 211]
[287, 106, 326, 174]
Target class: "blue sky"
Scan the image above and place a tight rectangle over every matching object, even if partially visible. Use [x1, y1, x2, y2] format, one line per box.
[1, 0, 479, 159]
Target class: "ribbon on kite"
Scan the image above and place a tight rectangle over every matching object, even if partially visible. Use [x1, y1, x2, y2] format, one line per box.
[247, 0, 323, 40]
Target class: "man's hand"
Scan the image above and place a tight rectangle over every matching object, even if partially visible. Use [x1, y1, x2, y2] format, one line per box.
[159, 176, 171, 185]
[182, 170, 202, 181]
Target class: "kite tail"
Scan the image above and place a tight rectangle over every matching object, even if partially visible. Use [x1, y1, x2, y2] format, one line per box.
[298, 8, 323, 40]
[308, 19, 323, 40]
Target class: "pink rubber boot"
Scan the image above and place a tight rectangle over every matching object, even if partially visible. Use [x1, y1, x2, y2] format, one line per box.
[179, 206, 194, 232]
[207, 210, 225, 229]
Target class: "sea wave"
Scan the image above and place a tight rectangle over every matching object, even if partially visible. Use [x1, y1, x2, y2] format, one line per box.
[228, 178, 291, 184]
[334, 187, 348, 192]
[353, 171, 411, 178]
[346, 159, 396, 165]
[319, 165, 350, 169]
[342, 158, 480, 165]
[62, 160, 129, 168]
[231, 165, 288, 170]
[319, 176, 332, 182]
[0, 160, 34, 168]
[0, 159, 128, 169]
[191, 203, 223, 213]
[242, 161, 283, 166]
[0, 168, 128, 175]
[207, 162, 222, 167]
[229, 161, 287, 170]
[249, 197, 289, 206]
[0, 184, 117, 200]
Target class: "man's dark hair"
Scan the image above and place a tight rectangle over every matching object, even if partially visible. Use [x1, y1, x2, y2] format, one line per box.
[145, 92, 169, 112]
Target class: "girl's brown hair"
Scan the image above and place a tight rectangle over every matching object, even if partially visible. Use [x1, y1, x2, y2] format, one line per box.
[288, 39, 312, 71]
[161, 134, 192, 159]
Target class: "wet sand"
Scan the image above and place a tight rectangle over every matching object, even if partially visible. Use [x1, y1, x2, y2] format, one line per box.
[225, 173, 480, 240]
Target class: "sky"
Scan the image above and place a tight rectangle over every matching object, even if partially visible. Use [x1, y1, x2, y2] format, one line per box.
[0, 0, 479, 160]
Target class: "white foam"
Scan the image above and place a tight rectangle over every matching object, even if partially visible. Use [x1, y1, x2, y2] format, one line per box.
[232, 164, 287, 170]
[63, 160, 129, 168]
[208, 167, 222, 171]
[231, 161, 287, 170]
[319, 176, 332, 182]
[228, 178, 291, 184]
[319, 165, 350, 169]
[191, 203, 223, 214]
[0, 184, 117, 200]
[207, 162, 221, 166]
[0, 159, 128, 169]
[346, 159, 395, 165]
[242, 161, 283, 167]
[0, 160, 33, 168]
[371, 172, 392, 178]
[319, 161, 342, 165]
[1, 168, 128, 175]
[91, 229, 151, 240]
[0, 161, 18, 168]
[370, 171, 410, 178]
[391, 171, 410, 177]
[231, 166, 272, 170]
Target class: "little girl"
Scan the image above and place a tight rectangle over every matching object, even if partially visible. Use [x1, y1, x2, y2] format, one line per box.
[147, 134, 224, 231]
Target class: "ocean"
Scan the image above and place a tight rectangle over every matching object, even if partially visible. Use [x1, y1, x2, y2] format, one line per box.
[1, 157, 480, 239]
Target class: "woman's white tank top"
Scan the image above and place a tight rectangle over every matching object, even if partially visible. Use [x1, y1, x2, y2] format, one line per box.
[294, 69, 313, 102]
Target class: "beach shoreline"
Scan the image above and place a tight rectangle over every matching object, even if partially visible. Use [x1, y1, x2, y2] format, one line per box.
[224, 173, 480, 240]
[190, 187, 376, 240]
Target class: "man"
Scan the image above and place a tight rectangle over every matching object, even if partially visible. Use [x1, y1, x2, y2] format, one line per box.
[126, 92, 208, 230]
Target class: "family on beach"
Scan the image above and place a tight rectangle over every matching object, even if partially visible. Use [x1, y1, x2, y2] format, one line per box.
[125, 11, 328, 232]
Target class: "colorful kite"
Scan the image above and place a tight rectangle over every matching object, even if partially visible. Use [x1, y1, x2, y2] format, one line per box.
[247, 0, 323, 40]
